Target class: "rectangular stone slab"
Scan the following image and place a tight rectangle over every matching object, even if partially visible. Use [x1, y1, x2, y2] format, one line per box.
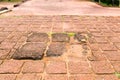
[52, 33, 70, 42]
[12, 43, 47, 60]
[46, 43, 66, 56]
[27, 32, 49, 43]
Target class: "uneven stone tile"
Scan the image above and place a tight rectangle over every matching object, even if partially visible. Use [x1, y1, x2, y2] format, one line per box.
[46, 61, 67, 74]
[114, 43, 120, 50]
[0, 32, 11, 37]
[74, 33, 87, 43]
[27, 32, 49, 42]
[17, 74, 41, 80]
[89, 43, 100, 51]
[52, 33, 70, 42]
[69, 74, 95, 80]
[88, 37, 96, 44]
[0, 60, 23, 74]
[108, 36, 120, 43]
[67, 44, 87, 61]
[46, 43, 66, 56]
[22, 61, 44, 73]
[0, 60, 2, 64]
[45, 75, 67, 80]
[103, 51, 120, 61]
[96, 75, 119, 80]
[68, 61, 92, 74]
[90, 61, 115, 74]
[0, 74, 16, 80]
[12, 43, 47, 60]
[94, 37, 108, 43]
[111, 61, 120, 72]
[0, 37, 5, 43]
[0, 42, 16, 49]
[99, 44, 117, 51]
[91, 51, 107, 61]
[0, 50, 10, 60]
[88, 28, 101, 33]
[68, 56, 87, 61]
[91, 32, 103, 37]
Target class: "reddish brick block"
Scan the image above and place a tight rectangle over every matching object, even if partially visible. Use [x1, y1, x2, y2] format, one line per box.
[111, 61, 120, 72]
[0, 42, 15, 49]
[103, 32, 115, 37]
[22, 61, 44, 73]
[99, 44, 117, 51]
[0, 50, 10, 59]
[0, 32, 10, 37]
[69, 74, 95, 80]
[88, 28, 101, 33]
[0, 60, 23, 74]
[89, 44, 100, 51]
[46, 61, 67, 74]
[114, 43, 120, 50]
[92, 51, 107, 61]
[68, 61, 92, 74]
[108, 37, 120, 43]
[96, 75, 119, 80]
[103, 51, 120, 61]
[90, 61, 115, 74]
[88, 38, 96, 44]
[17, 74, 41, 80]
[45, 75, 67, 80]
[0, 74, 16, 80]
[94, 37, 108, 43]
[100, 28, 112, 33]
[0, 60, 2, 64]
[91, 33, 103, 37]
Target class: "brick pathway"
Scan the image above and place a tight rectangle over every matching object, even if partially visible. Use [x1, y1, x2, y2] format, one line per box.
[0, 15, 120, 80]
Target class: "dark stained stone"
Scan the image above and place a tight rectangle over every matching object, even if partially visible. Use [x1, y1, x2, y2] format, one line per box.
[46, 43, 66, 56]
[74, 33, 87, 43]
[27, 32, 49, 43]
[12, 43, 47, 60]
[52, 33, 70, 42]
[13, 4, 20, 7]
[0, 7, 8, 11]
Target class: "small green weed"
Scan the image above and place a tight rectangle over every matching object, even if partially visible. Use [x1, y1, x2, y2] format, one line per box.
[67, 32, 75, 37]
[115, 72, 120, 79]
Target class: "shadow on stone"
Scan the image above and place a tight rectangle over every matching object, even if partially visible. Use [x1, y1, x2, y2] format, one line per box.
[0, 7, 8, 11]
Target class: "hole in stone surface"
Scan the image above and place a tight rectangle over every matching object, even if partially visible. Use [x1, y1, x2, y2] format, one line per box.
[12, 32, 90, 60]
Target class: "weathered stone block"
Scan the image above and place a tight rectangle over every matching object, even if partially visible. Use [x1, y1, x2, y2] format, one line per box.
[46, 43, 66, 56]
[27, 32, 49, 43]
[52, 33, 70, 42]
[12, 43, 47, 60]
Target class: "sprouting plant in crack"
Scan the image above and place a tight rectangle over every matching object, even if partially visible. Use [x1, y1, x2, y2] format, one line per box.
[115, 72, 120, 79]
[67, 32, 75, 37]
[47, 32, 53, 37]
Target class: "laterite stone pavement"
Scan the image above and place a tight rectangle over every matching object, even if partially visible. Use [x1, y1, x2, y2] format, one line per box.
[0, 15, 120, 80]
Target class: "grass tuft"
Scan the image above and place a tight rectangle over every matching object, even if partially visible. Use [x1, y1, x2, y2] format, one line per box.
[115, 72, 120, 79]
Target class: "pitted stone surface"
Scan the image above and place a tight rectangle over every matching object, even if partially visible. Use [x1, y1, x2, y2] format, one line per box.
[52, 33, 70, 42]
[27, 32, 49, 42]
[12, 43, 47, 60]
[46, 43, 66, 56]
[74, 33, 87, 43]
